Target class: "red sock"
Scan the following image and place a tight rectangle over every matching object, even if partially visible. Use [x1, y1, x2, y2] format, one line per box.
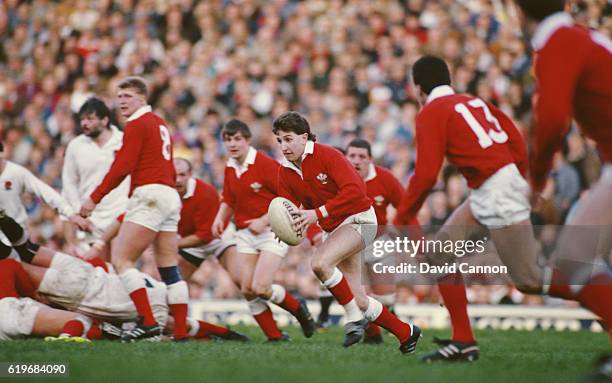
[371, 306, 411, 343]
[170, 303, 188, 339]
[278, 291, 301, 315]
[547, 268, 575, 300]
[577, 273, 612, 335]
[365, 323, 382, 337]
[437, 273, 474, 343]
[62, 320, 84, 337]
[195, 320, 230, 338]
[129, 288, 157, 326]
[328, 277, 354, 305]
[86, 323, 103, 340]
[253, 308, 283, 339]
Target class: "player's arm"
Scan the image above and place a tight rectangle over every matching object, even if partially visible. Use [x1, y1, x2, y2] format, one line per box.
[213, 169, 236, 237]
[313, 149, 369, 221]
[394, 113, 446, 225]
[89, 123, 144, 204]
[530, 38, 584, 192]
[61, 143, 83, 252]
[487, 101, 528, 177]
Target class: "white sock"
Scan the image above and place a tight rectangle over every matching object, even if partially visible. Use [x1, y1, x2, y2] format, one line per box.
[364, 297, 383, 322]
[119, 268, 145, 294]
[187, 317, 199, 337]
[269, 284, 286, 304]
[247, 298, 269, 316]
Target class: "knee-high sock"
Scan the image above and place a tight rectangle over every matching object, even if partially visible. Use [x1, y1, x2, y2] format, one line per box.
[269, 284, 300, 315]
[167, 280, 189, 339]
[248, 298, 282, 339]
[120, 268, 157, 327]
[437, 273, 474, 342]
[187, 318, 230, 338]
[322, 268, 362, 323]
[364, 297, 411, 343]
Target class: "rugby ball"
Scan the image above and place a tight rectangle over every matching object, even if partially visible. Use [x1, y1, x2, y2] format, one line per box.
[268, 197, 304, 246]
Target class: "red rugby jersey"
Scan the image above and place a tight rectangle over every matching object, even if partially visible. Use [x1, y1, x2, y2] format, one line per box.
[278, 142, 372, 232]
[91, 106, 176, 203]
[529, 13, 612, 192]
[394, 85, 527, 225]
[222, 147, 280, 229]
[0, 259, 36, 299]
[179, 178, 219, 244]
[365, 164, 403, 225]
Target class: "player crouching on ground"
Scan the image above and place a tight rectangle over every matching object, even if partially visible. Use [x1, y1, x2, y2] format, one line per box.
[272, 111, 421, 353]
[0, 211, 248, 343]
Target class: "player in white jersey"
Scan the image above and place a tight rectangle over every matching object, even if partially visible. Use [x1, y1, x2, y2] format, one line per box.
[0, 141, 90, 248]
[62, 97, 129, 255]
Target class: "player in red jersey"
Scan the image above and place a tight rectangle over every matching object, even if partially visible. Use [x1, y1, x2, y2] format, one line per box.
[514, 1, 612, 377]
[79, 77, 188, 341]
[273, 111, 421, 353]
[345, 138, 404, 344]
[395, 55, 612, 362]
[211, 119, 315, 341]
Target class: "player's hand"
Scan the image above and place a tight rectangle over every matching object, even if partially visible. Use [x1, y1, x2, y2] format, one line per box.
[245, 217, 267, 235]
[211, 217, 225, 238]
[79, 198, 96, 218]
[293, 209, 317, 232]
[70, 214, 93, 233]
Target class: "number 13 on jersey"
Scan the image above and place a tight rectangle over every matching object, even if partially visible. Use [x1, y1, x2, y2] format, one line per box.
[159, 125, 172, 160]
[455, 98, 508, 149]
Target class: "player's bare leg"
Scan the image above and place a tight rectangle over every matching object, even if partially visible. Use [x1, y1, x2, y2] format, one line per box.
[312, 225, 420, 351]
[545, 177, 612, 345]
[251, 251, 315, 338]
[34, 307, 92, 342]
[420, 201, 481, 362]
[218, 246, 244, 288]
[110, 222, 162, 341]
[238, 252, 284, 340]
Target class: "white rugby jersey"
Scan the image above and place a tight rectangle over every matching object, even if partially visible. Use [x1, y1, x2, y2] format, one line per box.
[0, 160, 74, 243]
[62, 126, 129, 237]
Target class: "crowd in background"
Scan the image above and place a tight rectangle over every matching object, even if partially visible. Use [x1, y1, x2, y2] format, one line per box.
[0, 0, 609, 305]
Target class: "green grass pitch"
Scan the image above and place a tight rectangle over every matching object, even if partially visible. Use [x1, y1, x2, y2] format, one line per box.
[0, 327, 607, 383]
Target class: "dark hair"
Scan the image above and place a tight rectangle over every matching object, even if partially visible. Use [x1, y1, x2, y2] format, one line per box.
[222, 119, 252, 140]
[272, 111, 317, 141]
[0, 141, 3, 152]
[78, 97, 112, 127]
[411, 55, 451, 95]
[515, 0, 565, 21]
[117, 76, 148, 97]
[346, 138, 372, 157]
[174, 157, 193, 172]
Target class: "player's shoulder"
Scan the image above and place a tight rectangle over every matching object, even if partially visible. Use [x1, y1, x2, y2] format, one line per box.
[374, 165, 396, 180]
[194, 178, 219, 199]
[4, 160, 29, 175]
[0, 258, 20, 269]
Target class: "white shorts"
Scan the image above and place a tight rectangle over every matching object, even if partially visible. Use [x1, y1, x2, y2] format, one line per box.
[180, 223, 237, 266]
[469, 163, 531, 227]
[124, 184, 181, 232]
[38, 253, 168, 326]
[322, 206, 378, 246]
[0, 297, 42, 340]
[235, 227, 288, 258]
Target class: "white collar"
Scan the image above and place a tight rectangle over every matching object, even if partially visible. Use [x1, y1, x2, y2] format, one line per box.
[280, 141, 315, 178]
[227, 146, 257, 176]
[183, 177, 196, 199]
[127, 105, 152, 122]
[531, 12, 573, 51]
[426, 85, 455, 104]
[364, 163, 377, 182]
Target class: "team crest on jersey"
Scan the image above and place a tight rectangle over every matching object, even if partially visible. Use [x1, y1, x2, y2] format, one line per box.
[4, 181, 11, 191]
[316, 173, 329, 184]
[250, 182, 262, 193]
[374, 195, 385, 206]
